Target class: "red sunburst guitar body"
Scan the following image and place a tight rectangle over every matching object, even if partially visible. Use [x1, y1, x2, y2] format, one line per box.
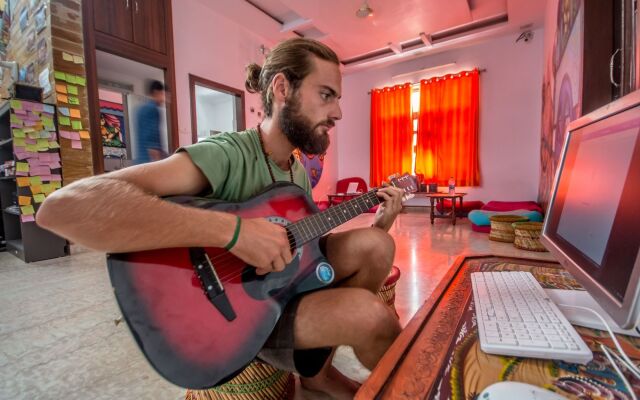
[107, 177, 416, 389]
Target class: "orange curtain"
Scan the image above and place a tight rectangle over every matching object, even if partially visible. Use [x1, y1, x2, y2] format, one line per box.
[370, 83, 413, 187]
[415, 69, 480, 186]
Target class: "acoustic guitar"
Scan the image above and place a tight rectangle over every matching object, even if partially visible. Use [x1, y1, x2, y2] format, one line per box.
[107, 174, 417, 389]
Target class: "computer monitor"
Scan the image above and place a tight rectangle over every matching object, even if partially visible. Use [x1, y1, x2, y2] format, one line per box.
[541, 91, 640, 330]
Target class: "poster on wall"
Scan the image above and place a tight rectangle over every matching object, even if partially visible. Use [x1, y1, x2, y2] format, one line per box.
[100, 100, 127, 149]
[34, 4, 46, 33]
[18, 7, 27, 32]
[539, 0, 582, 209]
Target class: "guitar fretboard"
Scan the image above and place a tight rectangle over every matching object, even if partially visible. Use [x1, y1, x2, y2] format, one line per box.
[287, 191, 381, 245]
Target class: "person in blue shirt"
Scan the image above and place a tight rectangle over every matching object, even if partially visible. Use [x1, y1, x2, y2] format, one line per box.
[134, 80, 166, 164]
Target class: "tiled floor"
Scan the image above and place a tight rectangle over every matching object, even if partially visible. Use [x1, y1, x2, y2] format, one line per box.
[0, 212, 555, 399]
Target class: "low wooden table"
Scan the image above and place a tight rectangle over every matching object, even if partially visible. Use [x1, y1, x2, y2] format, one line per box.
[425, 192, 467, 225]
[356, 255, 640, 400]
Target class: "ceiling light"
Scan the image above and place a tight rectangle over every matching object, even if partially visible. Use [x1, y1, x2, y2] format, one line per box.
[356, 1, 373, 18]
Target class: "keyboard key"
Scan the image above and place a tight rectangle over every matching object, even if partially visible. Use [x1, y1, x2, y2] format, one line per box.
[519, 340, 550, 348]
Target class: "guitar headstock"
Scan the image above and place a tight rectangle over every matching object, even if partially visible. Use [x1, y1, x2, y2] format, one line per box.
[388, 173, 418, 202]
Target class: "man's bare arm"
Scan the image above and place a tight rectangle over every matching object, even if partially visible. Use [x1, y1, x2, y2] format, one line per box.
[36, 153, 293, 271]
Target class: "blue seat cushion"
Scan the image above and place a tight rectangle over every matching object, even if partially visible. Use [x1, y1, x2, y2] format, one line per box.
[468, 209, 544, 226]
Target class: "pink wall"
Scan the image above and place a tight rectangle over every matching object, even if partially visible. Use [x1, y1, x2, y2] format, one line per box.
[171, 0, 337, 201]
[338, 30, 545, 202]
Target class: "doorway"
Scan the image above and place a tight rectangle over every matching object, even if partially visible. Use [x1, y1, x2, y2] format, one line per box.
[95, 50, 169, 171]
[189, 74, 245, 142]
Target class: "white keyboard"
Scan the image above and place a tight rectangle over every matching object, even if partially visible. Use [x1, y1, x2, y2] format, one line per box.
[471, 271, 593, 364]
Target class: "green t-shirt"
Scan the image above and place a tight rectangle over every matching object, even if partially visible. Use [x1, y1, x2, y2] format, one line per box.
[179, 128, 312, 202]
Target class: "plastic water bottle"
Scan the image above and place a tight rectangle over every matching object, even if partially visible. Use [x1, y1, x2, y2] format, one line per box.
[448, 177, 456, 195]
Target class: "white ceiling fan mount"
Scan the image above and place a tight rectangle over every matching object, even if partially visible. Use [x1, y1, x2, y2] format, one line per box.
[355, 0, 373, 18]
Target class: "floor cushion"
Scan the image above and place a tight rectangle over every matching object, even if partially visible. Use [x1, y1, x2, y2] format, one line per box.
[469, 209, 544, 227]
[482, 201, 543, 214]
[435, 199, 485, 217]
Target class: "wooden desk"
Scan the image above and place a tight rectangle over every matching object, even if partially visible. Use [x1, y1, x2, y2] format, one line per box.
[424, 192, 467, 225]
[356, 255, 640, 399]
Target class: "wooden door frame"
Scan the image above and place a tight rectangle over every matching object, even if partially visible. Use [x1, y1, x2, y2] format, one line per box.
[82, 0, 179, 174]
[189, 74, 246, 143]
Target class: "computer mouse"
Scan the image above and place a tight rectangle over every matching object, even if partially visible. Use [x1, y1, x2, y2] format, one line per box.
[478, 381, 568, 400]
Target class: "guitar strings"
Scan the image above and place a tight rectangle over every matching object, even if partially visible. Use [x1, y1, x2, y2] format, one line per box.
[206, 194, 379, 282]
[199, 191, 383, 283]
[191, 183, 413, 284]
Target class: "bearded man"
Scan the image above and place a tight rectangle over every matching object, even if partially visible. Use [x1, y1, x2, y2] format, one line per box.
[38, 38, 405, 399]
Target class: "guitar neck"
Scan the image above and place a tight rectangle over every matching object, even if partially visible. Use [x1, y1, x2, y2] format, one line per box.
[287, 190, 381, 245]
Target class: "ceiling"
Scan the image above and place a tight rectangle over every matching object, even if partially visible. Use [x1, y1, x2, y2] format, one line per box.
[200, 0, 546, 73]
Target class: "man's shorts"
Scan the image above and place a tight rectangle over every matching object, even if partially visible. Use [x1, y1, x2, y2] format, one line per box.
[256, 234, 333, 377]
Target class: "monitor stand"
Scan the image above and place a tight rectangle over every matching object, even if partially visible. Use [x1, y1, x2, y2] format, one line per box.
[545, 289, 640, 338]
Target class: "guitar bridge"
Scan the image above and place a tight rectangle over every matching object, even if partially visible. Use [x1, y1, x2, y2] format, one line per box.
[189, 248, 237, 322]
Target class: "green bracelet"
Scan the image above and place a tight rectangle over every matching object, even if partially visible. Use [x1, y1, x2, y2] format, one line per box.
[224, 215, 242, 251]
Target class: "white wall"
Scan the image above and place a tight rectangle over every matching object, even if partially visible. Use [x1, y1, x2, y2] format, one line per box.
[171, 0, 338, 201]
[172, 0, 269, 144]
[195, 92, 235, 138]
[338, 29, 544, 202]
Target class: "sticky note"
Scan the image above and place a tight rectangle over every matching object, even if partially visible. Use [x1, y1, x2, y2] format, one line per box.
[20, 205, 35, 215]
[21, 215, 35, 223]
[71, 120, 82, 130]
[28, 131, 40, 139]
[26, 144, 38, 152]
[54, 71, 66, 80]
[30, 185, 42, 194]
[10, 99, 22, 109]
[57, 94, 68, 103]
[67, 85, 78, 95]
[16, 162, 29, 172]
[76, 77, 86, 86]
[29, 176, 42, 185]
[13, 129, 26, 138]
[73, 55, 84, 64]
[48, 141, 60, 149]
[59, 130, 72, 139]
[42, 117, 54, 128]
[66, 74, 77, 84]
[79, 130, 90, 139]
[62, 52, 73, 61]
[41, 184, 53, 194]
[18, 196, 32, 206]
[68, 97, 79, 105]
[43, 105, 55, 114]
[52, 181, 62, 189]
[59, 107, 70, 116]
[70, 109, 81, 118]
[55, 84, 67, 94]
[14, 138, 26, 146]
[59, 116, 71, 126]
[33, 194, 46, 203]
[70, 132, 80, 140]
[71, 140, 83, 149]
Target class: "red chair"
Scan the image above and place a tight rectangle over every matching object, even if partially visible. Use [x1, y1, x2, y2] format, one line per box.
[336, 177, 367, 194]
[331, 177, 378, 213]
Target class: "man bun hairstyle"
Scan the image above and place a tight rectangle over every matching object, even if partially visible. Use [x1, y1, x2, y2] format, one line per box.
[245, 38, 339, 117]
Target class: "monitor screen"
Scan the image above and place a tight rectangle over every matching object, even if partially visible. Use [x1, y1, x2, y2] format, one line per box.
[545, 103, 640, 304]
